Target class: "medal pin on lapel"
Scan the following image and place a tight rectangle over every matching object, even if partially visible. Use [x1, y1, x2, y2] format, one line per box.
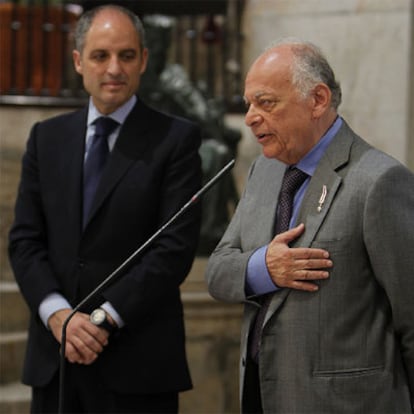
[317, 185, 327, 212]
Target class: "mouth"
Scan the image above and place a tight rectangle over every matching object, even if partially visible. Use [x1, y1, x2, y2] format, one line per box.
[102, 81, 125, 89]
[256, 132, 271, 143]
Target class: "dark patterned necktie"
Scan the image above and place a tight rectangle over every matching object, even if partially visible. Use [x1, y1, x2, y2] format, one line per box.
[249, 167, 309, 362]
[82, 117, 119, 228]
[275, 167, 309, 235]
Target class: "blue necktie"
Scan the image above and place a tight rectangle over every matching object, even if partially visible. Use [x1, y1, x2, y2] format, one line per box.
[82, 117, 119, 228]
[249, 167, 308, 362]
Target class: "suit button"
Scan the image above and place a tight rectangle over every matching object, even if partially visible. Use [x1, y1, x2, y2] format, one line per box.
[78, 261, 85, 268]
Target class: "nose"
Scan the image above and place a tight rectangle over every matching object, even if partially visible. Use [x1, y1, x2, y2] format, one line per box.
[245, 104, 262, 127]
[107, 55, 122, 75]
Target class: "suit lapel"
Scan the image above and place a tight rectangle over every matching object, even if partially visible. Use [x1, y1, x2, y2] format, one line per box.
[255, 159, 286, 245]
[263, 121, 355, 324]
[294, 122, 353, 247]
[58, 109, 87, 235]
[294, 169, 342, 247]
[83, 100, 151, 230]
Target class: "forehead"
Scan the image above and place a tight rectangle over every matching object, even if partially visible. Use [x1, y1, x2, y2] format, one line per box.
[84, 9, 140, 49]
[244, 52, 293, 99]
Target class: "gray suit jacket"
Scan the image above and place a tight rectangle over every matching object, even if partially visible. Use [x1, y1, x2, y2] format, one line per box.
[206, 120, 414, 413]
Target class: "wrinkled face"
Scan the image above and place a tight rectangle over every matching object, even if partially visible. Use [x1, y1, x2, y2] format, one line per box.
[73, 9, 148, 114]
[244, 47, 317, 164]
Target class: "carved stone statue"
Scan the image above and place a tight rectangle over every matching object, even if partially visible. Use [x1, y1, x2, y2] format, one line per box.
[140, 14, 241, 255]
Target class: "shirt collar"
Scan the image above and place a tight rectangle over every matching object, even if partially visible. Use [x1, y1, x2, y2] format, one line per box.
[296, 116, 343, 177]
[87, 95, 137, 127]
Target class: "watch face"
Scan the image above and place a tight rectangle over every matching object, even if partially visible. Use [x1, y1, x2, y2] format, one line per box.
[90, 308, 106, 325]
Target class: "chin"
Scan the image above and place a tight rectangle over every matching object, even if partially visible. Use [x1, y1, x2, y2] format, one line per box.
[262, 146, 281, 160]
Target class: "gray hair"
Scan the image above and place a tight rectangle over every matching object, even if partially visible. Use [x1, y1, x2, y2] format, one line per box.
[74, 4, 146, 54]
[267, 38, 342, 109]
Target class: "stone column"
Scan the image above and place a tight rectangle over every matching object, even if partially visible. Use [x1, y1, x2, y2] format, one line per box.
[408, 3, 414, 170]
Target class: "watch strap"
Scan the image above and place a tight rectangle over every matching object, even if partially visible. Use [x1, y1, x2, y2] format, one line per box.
[99, 317, 116, 334]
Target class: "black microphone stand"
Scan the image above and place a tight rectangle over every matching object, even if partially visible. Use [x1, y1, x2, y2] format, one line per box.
[57, 158, 235, 413]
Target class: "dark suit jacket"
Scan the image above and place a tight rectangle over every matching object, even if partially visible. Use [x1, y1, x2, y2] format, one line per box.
[9, 99, 202, 393]
[206, 120, 414, 412]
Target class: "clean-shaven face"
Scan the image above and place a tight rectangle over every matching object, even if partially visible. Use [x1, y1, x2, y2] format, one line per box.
[73, 9, 148, 115]
[244, 47, 317, 165]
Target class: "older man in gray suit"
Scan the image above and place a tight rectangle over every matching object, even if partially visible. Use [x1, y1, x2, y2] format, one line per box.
[205, 38, 414, 413]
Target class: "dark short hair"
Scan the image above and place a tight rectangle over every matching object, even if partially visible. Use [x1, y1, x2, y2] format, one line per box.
[74, 4, 146, 54]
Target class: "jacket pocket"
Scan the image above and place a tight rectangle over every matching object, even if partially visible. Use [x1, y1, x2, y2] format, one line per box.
[313, 365, 384, 395]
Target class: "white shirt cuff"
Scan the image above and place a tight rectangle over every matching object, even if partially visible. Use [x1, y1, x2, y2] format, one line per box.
[38, 292, 72, 328]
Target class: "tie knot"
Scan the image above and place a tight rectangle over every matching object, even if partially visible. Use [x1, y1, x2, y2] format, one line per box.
[280, 167, 308, 195]
[94, 117, 119, 138]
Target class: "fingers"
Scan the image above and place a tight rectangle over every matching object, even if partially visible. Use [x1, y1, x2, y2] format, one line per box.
[274, 268, 330, 292]
[64, 312, 109, 365]
[65, 341, 93, 365]
[275, 223, 305, 244]
[291, 246, 330, 260]
[284, 279, 322, 292]
[291, 254, 332, 272]
[66, 336, 99, 365]
[266, 225, 333, 292]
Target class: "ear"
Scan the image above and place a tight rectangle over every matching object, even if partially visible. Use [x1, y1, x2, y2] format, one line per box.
[311, 83, 331, 118]
[72, 50, 83, 75]
[139, 47, 149, 74]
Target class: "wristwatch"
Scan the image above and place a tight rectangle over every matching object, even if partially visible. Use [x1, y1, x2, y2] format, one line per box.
[90, 308, 115, 334]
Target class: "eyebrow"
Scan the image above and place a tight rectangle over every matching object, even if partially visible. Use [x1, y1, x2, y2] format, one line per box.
[244, 91, 274, 102]
[89, 48, 138, 54]
[254, 91, 273, 99]
[244, 90, 262, 98]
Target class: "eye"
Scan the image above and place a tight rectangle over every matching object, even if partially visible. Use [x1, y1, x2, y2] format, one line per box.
[91, 50, 108, 62]
[119, 50, 137, 61]
[258, 99, 276, 111]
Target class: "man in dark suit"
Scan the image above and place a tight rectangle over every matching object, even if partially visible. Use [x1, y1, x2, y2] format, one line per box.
[8, 5, 201, 413]
[206, 39, 414, 412]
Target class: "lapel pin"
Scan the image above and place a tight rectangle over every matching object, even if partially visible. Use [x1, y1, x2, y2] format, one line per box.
[317, 185, 327, 212]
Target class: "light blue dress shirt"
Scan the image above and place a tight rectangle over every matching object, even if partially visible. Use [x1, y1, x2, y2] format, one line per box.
[38, 96, 138, 328]
[245, 117, 343, 296]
